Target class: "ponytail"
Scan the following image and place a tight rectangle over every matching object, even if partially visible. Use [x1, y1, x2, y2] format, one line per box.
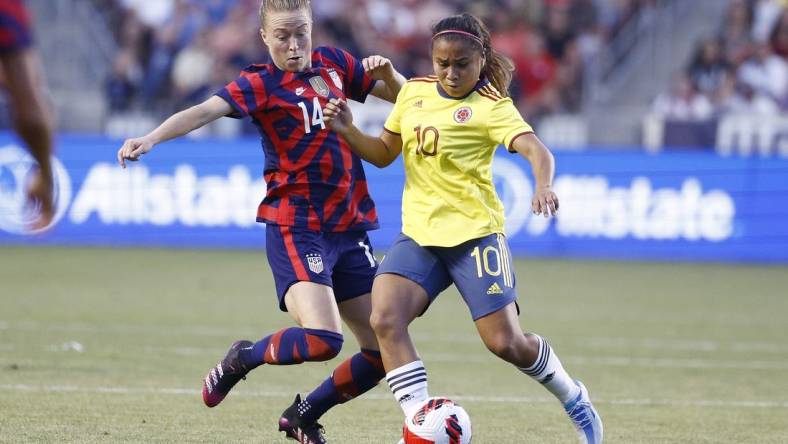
[431, 13, 514, 97]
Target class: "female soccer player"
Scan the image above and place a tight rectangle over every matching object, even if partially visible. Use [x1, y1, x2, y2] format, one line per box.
[323, 13, 603, 444]
[117, 1, 405, 443]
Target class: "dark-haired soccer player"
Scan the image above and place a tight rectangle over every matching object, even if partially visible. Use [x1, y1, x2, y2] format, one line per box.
[1, 0, 54, 230]
[117, 1, 405, 442]
[324, 13, 603, 444]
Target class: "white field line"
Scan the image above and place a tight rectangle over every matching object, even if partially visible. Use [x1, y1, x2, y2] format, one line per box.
[2, 320, 788, 355]
[2, 343, 787, 371]
[1, 383, 786, 409]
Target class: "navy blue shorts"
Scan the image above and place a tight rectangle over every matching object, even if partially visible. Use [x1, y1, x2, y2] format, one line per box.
[377, 233, 517, 321]
[0, 0, 33, 53]
[266, 225, 378, 311]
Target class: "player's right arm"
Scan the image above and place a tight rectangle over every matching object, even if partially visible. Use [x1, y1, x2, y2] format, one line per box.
[117, 96, 233, 168]
[323, 98, 402, 168]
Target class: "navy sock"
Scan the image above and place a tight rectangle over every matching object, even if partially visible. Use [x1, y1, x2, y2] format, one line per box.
[299, 349, 385, 422]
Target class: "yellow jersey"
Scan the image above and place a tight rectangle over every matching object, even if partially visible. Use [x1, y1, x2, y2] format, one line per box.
[384, 76, 533, 247]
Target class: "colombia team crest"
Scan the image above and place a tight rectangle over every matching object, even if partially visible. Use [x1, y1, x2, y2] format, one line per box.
[309, 76, 331, 97]
[454, 106, 473, 123]
[306, 253, 324, 274]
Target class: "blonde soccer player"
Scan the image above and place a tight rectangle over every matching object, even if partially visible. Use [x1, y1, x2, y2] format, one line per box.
[117, 1, 406, 442]
[323, 13, 603, 444]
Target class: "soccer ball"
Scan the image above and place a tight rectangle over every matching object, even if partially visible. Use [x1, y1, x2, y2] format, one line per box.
[401, 397, 472, 444]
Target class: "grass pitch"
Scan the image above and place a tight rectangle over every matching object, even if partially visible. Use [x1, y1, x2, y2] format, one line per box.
[1, 246, 787, 443]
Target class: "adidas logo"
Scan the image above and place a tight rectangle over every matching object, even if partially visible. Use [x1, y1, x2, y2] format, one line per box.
[540, 372, 555, 384]
[486, 282, 503, 295]
[398, 394, 414, 404]
[413, 99, 423, 108]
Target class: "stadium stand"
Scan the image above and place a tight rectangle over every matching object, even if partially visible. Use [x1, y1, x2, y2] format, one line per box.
[644, 0, 788, 155]
[8, 0, 668, 145]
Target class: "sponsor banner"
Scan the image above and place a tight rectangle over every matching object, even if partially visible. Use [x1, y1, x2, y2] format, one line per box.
[1, 132, 787, 262]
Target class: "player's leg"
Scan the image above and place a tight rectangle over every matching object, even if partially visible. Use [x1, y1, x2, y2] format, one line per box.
[370, 234, 451, 417]
[286, 232, 385, 424]
[280, 294, 383, 431]
[0, 48, 54, 228]
[475, 304, 603, 443]
[447, 234, 602, 443]
[203, 227, 344, 409]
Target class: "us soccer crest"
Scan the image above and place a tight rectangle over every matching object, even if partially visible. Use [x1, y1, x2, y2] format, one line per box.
[309, 76, 330, 97]
[328, 69, 343, 89]
[306, 253, 324, 274]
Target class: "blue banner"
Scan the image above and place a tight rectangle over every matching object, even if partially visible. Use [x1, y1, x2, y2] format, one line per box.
[1, 132, 787, 263]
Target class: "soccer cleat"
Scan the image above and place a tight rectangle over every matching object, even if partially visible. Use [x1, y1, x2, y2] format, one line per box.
[278, 394, 328, 444]
[202, 339, 253, 408]
[564, 380, 603, 444]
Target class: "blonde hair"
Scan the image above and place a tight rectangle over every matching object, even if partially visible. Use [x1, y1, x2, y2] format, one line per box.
[259, 0, 312, 27]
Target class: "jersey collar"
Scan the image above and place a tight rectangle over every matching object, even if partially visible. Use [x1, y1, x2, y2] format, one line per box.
[436, 78, 490, 100]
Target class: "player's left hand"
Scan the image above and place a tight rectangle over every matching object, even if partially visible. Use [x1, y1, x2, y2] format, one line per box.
[362, 55, 395, 81]
[532, 186, 559, 218]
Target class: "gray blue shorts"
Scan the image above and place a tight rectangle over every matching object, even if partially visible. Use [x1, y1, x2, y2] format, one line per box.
[376, 233, 518, 320]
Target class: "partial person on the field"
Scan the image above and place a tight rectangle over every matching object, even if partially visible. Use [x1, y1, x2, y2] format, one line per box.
[117, 0, 406, 443]
[0, 0, 54, 230]
[323, 13, 603, 444]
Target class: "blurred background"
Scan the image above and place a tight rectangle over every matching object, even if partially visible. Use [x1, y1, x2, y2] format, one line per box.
[1, 1, 787, 443]
[7, 0, 788, 152]
[1, 0, 785, 259]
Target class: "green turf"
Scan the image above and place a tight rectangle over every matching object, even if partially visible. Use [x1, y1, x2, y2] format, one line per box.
[1, 246, 787, 443]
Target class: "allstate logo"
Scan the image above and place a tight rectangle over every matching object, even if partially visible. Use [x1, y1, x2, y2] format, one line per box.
[0, 145, 72, 234]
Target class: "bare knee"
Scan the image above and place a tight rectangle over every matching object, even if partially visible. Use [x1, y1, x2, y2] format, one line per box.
[369, 306, 409, 340]
[484, 333, 520, 362]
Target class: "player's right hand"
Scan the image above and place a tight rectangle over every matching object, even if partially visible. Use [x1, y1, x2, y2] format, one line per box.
[323, 98, 353, 134]
[117, 137, 154, 168]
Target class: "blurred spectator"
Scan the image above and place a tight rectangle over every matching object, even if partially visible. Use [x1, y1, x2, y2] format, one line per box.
[105, 49, 140, 111]
[770, 7, 788, 58]
[662, 0, 788, 119]
[651, 73, 714, 121]
[687, 38, 730, 100]
[719, 0, 754, 66]
[738, 41, 788, 101]
[542, 2, 576, 59]
[171, 28, 216, 109]
[719, 74, 780, 114]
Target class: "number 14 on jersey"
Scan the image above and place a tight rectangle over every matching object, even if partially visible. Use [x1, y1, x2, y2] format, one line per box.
[297, 97, 326, 134]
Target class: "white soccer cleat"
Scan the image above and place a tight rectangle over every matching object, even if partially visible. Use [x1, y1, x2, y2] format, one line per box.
[564, 380, 603, 444]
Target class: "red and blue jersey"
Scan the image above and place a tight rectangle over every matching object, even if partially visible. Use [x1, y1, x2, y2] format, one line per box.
[0, 0, 33, 53]
[216, 46, 379, 232]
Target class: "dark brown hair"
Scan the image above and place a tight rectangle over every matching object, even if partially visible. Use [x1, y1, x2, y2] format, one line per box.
[431, 13, 514, 97]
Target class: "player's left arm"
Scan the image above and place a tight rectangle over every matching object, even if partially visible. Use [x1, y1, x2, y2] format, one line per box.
[364, 55, 406, 103]
[511, 133, 559, 217]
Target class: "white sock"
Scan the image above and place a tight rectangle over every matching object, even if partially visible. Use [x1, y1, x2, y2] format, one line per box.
[518, 335, 580, 404]
[386, 360, 429, 416]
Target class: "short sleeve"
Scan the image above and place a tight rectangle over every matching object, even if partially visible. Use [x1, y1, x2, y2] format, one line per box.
[319, 47, 377, 103]
[487, 98, 534, 152]
[383, 83, 409, 135]
[214, 69, 267, 119]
